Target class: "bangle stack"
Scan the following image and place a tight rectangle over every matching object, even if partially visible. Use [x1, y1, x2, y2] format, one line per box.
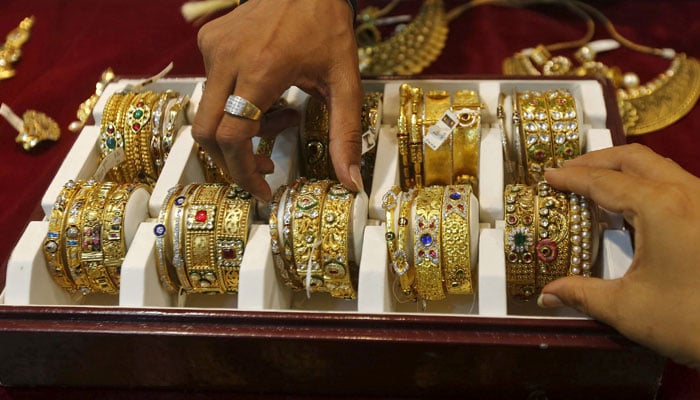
[153, 183, 255, 295]
[43, 179, 150, 295]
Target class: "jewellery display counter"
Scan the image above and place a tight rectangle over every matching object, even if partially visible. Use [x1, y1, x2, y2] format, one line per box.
[1, 1, 699, 399]
[1, 75, 665, 399]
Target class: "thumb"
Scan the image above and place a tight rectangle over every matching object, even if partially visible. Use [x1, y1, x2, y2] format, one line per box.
[538, 276, 622, 325]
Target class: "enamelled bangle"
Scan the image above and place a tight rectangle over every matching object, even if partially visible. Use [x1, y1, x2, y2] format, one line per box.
[292, 179, 332, 291]
[80, 181, 119, 294]
[63, 180, 97, 295]
[171, 184, 196, 292]
[214, 184, 254, 294]
[534, 181, 571, 292]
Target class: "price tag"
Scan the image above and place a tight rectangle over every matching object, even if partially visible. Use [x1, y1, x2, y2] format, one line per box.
[93, 148, 125, 181]
[361, 128, 377, 155]
[424, 109, 459, 151]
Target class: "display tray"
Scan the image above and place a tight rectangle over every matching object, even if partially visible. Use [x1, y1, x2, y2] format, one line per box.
[0, 76, 663, 399]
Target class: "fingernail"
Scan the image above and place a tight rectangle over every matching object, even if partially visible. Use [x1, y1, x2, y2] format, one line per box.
[537, 293, 564, 308]
[349, 164, 365, 194]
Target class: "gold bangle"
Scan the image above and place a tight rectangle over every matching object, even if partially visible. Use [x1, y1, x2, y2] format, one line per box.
[171, 184, 196, 292]
[270, 179, 304, 290]
[504, 184, 537, 302]
[440, 184, 473, 295]
[154, 184, 182, 293]
[413, 185, 445, 301]
[80, 181, 119, 294]
[134, 91, 159, 185]
[409, 86, 425, 188]
[44, 180, 81, 293]
[397, 84, 414, 190]
[184, 184, 227, 294]
[545, 89, 581, 167]
[215, 184, 254, 293]
[63, 180, 98, 295]
[303, 96, 331, 180]
[149, 91, 176, 177]
[360, 91, 382, 192]
[452, 90, 481, 193]
[394, 188, 417, 298]
[319, 183, 357, 299]
[99, 92, 129, 183]
[292, 179, 332, 291]
[382, 185, 401, 279]
[161, 94, 188, 167]
[113, 92, 138, 182]
[280, 177, 308, 289]
[516, 90, 554, 185]
[422, 89, 452, 186]
[534, 182, 571, 292]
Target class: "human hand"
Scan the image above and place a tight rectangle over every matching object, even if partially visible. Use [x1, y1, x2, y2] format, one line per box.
[192, 0, 363, 201]
[540, 143, 700, 369]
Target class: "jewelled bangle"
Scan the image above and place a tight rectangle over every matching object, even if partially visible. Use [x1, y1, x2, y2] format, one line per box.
[534, 181, 571, 292]
[413, 185, 446, 301]
[568, 192, 594, 277]
[99, 92, 130, 183]
[394, 188, 416, 298]
[497, 92, 517, 184]
[452, 90, 481, 193]
[382, 185, 401, 280]
[441, 184, 473, 295]
[269, 183, 299, 289]
[154, 184, 182, 293]
[117, 92, 141, 182]
[161, 94, 188, 167]
[303, 96, 331, 180]
[184, 184, 226, 294]
[292, 179, 332, 291]
[319, 183, 357, 299]
[149, 91, 175, 177]
[422, 89, 452, 187]
[171, 184, 196, 292]
[281, 178, 307, 289]
[44, 180, 81, 293]
[504, 184, 537, 302]
[215, 184, 254, 293]
[516, 90, 554, 184]
[64, 180, 98, 295]
[80, 181, 119, 294]
[397, 84, 414, 190]
[545, 89, 581, 167]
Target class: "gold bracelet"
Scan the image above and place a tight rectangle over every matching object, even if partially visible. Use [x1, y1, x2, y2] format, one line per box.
[281, 177, 308, 289]
[44, 180, 81, 293]
[545, 89, 581, 167]
[113, 92, 138, 182]
[382, 185, 401, 281]
[160, 94, 188, 167]
[452, 90, 481, 193]
[395, 188, 417, 298]
[320, 183, 357, 299]
[134, 91, 160, 185]
[422, 89, 452, 186]
[409, 86, 425, 188]
[171, 184, 196, 292]
[413, 185, 445, 301]
[154, 184, 182, 293]
[397, 84, 415, 190]
[504, 184, 537, 302]
[63, 180, 97, 295]
[149, 91, 177, 177]
[184, 184, 227, 294]
[270, 179, 303, 290]
[516, 90, 554, 185]
[303, 96, 331, 180]
[292, 179, 332, 291]
[215, 184, 254, 293]
[534, 182, 571, 292]
[99, 92, 129, 183]
[441, 184, 473, 295]
[360, 91, 383, 192]
[80, 181, 119, 294]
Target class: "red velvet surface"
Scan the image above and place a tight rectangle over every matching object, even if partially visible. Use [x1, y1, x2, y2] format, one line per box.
[0, 0, 698, 398]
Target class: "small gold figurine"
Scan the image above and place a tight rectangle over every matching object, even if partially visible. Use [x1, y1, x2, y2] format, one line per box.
[0, 16, 35, 80]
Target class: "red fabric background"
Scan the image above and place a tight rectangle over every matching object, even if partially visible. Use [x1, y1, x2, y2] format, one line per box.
[0, 0, 698, 398]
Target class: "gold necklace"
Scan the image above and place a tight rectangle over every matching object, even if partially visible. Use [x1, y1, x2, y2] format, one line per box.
[502, 0, 700, 136]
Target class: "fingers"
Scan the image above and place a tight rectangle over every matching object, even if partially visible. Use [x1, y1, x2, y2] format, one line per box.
[563, 143, 691, 183]
[538, 275, 623, 328]
[326, 63, 363, 192]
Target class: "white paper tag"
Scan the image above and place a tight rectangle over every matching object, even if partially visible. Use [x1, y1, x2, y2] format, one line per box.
[424, 109, 459, 151]
[361, 128, 377, 155]
[0, 103, 24, 133]
[93, 148, 125, 181]
[124, 62, 174, 92]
